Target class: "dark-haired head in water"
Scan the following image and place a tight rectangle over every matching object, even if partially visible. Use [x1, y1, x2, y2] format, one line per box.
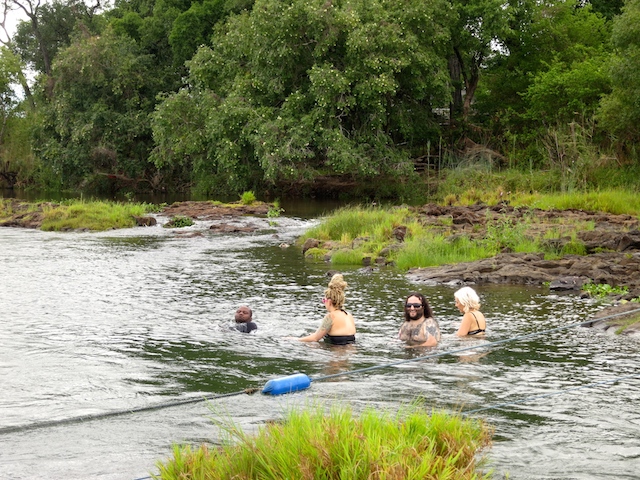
[233, 306, 257, 333]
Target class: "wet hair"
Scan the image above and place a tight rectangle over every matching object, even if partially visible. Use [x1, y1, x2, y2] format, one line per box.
[324, 273, 347, 309]
[454, 287, 480, 313]
[404, 292, 433, 321]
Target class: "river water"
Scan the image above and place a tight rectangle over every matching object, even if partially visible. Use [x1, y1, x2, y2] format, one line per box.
[0, 205, 639, 479]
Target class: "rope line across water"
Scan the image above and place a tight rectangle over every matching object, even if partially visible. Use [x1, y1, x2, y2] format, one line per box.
[0, 388, 260, 436]
[462, 372, 640, 415]
[1, 306, 638, 438]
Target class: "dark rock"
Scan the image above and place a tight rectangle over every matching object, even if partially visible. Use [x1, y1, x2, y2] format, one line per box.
[134, 216, 157, 227]
[393, 225, 407, 242]
[209, 223, 258, 233]
[302, 238, 320, 254]
[549, 276, 587, 291]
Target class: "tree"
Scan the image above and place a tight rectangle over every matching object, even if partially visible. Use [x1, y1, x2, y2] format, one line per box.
[598, 0, 640, 149]
[152, 0, 452, 196]
[0, 46, 29, 187]
[6, 0, 102, 97]
[447, 0, 512, 123]
[34, 28, 158, 188]
[473, 0, 612, 146]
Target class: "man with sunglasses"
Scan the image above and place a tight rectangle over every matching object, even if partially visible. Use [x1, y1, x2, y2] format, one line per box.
[398, 293, 440, 347]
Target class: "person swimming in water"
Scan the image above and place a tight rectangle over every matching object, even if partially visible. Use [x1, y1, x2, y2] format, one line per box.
[398, 292, 441, 347]
[454, 287, 486, 336]
[295, 273, 356, 345]
[232, 305, 257, 333]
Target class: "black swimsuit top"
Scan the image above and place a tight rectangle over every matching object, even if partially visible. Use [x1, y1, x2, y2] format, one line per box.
[467, 312, 485, 336]
[322, 309, 356, 345]
[324, 334, 356, 345]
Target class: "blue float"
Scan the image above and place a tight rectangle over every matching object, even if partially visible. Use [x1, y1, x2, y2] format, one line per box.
[262, 373, 312, 395]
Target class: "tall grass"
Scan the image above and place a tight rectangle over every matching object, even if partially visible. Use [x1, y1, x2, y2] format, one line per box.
[511, 190, 640, 216]
[155, 403, 493, 480]
[41, 200, 157, 231]
[301, 206, 413, 243]
[395, 233, 492, 270]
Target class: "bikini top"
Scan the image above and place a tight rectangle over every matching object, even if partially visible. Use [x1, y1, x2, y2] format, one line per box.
[467, 312, 485, 336]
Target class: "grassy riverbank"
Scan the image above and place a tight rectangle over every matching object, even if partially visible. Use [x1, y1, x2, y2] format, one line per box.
[299, 188, 640, 270]
[155, 404, 493, 480]
[0, 198, 158, 231]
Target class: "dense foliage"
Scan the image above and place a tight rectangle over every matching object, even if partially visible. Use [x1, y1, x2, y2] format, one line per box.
[1, 0, 639, 198]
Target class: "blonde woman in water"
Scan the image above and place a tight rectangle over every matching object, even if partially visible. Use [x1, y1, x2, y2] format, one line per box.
[454, 287, 486, 336]
[296, 274, 356, 344]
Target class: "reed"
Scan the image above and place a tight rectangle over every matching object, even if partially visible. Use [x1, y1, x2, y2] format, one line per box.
[155, 403, 493, 480]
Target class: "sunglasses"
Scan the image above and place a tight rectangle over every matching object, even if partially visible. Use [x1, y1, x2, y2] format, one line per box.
[405, 303, 423, 309]
[322, 298, 328, 304]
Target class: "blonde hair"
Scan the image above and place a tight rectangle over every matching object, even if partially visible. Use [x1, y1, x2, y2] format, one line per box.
[454, 286, 480, 313]
[324, 273, 347, 309]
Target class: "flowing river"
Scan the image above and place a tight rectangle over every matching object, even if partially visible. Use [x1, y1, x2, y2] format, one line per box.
[0, 203, 639, 479]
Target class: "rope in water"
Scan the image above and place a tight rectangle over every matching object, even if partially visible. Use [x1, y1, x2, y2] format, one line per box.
[1, 306, 638, 438]
[0, 388, 260, 436]
[462, 371, 640, 415]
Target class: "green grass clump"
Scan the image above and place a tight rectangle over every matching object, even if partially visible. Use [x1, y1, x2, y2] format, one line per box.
[164, 215, 195, 228]
[41, 200, 156, 231]
[511, 190, 640, 216]
[240, 190, 256, 205]
[155, 404, 493, 480]
[582, 283, 628, 298]
[395, 233, 491, 270]
[300, 206, 413, 244]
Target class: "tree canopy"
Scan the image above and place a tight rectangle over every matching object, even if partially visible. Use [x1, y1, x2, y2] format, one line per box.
[0, 0, 637, 196]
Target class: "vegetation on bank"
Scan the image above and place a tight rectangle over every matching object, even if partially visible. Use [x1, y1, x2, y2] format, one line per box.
[0, 198, 158, 231]
[2, 0, 640, 200]
[299, 189, 640, 270]
[155, 404, 493, 480]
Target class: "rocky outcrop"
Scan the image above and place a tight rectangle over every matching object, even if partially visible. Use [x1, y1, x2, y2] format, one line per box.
[407, 252, 640, 288]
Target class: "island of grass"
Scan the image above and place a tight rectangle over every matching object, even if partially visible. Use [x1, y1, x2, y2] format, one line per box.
[155, 404, 493, 480]
[0, 192, 280, 232]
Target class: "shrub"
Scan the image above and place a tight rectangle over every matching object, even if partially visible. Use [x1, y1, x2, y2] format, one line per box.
[164, 216, 194, 228]
[240, 191, 256, 205]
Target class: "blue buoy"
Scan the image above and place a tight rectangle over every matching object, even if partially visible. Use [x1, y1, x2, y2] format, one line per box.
[262, 373, 312, 395]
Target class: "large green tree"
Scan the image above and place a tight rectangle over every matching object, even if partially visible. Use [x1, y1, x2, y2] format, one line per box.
[473, 0, 612, 158]
[0, 46, 32, 188]
[598, 0, 640, 150]
[152, 0, 452, 195]
[34, 29, 158, 188]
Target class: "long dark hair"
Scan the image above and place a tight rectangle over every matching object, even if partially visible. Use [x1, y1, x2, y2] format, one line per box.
[404, 292, 433, 321]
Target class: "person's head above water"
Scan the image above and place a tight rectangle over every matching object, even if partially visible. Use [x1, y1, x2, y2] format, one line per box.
[454, 287, 480, 313]
[323, 273, 348, 310]
[403, 292, 433, 322]
[235, 306, 253, 323]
